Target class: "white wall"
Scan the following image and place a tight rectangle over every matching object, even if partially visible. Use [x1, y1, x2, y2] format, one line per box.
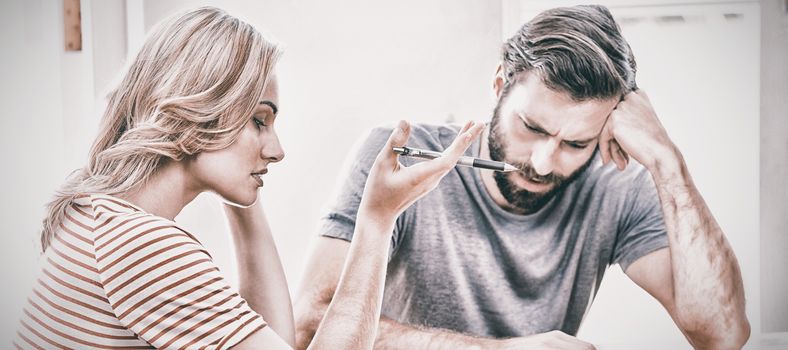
[0, 0, 128, 343]
[1, 0, 78, 342]
[760, 0, 788, 336]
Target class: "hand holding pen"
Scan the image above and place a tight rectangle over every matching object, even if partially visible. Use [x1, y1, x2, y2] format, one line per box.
[392, 146, 518, 172]
[359, 120, 485, 221]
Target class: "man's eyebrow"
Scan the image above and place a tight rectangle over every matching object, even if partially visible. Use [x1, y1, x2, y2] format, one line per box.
[567, 136, 596, 144]
[521, 114, 596, 144]
[259, 100, 278, 115]
[521, 114, 553, 135]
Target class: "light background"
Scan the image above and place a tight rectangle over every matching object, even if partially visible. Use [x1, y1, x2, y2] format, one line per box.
[0, 0, 785, 349]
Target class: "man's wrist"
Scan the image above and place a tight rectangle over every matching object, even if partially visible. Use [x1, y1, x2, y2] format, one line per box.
[645, 143, 690, 185]
[378, 317, 494, 350]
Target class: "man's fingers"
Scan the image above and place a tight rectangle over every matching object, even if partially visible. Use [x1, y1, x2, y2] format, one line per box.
[548, 331, 596, 350]
[610, 140, 626, 170]
[615, 139, 630, 166]
[615, 140, 630, 169]
[599, 140, 611, 165]
[598, 123, 613, 165]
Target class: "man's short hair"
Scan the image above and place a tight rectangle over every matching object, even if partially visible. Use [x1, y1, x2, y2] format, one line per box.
[502, 5, 637, 101]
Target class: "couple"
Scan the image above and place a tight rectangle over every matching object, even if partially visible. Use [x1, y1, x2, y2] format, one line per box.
[15, 4, 749, 350]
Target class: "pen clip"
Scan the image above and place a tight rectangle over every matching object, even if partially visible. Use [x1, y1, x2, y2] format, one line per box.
[393, 146, 444, 159]
[392, 146, 410, 155]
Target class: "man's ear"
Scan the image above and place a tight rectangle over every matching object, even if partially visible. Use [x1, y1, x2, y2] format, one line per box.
[493, 63, 505, 99]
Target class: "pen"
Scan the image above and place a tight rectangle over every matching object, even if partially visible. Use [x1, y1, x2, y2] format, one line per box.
[392, 146, 519, 172]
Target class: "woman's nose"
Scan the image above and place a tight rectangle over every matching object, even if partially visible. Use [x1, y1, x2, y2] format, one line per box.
[262, 133, 285, 163]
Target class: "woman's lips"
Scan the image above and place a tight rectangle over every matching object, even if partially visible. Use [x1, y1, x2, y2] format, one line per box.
[252, 169, 268, 187]
[251, 173, 265, 187]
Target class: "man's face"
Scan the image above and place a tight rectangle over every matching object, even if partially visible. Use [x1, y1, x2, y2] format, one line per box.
[489, 71, 618, 214]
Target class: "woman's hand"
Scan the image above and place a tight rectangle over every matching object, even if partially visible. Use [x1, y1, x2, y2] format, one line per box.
[358, 120, 484, 224]
[302, 120, 484, 350]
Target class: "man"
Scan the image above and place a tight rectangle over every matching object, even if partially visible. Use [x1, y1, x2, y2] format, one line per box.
[295, 5, 749, 349]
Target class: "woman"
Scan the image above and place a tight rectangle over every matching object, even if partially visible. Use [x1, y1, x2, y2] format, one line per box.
[14, 7, 482, 350]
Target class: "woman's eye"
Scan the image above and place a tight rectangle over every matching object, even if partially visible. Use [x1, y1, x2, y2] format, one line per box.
[253, 117, 266, 128]
[566, 142, 588, 150]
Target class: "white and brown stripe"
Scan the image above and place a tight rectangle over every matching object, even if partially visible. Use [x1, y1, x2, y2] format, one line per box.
[15, 194, 265, 349]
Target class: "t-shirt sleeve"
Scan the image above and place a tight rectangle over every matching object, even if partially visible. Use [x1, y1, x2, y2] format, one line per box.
[320, 126, 403, 256]
[94, 221, 266, 350]
[612, 169, 669, 272]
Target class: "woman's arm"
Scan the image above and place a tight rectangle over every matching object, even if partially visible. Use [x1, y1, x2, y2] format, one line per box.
[234, 120, 483, 349]
[307, 120, 483, 349]
[224, 201, 296, 347]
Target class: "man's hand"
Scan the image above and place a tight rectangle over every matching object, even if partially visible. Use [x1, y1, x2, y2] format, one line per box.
[597, 89, 750, 349]
[494, 331, 596, 350]
[598, 89, 676, 171]
[372, 316, 597, 350]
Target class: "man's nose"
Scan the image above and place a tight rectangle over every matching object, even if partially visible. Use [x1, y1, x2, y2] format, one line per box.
[530, 139, 559, 176]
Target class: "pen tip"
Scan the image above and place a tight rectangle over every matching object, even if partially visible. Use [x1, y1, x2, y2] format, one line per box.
[503, 164, 519, 172]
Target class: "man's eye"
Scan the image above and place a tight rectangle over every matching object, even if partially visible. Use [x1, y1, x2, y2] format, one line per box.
[524, 123, 545, 135]
[565, 142, 588, 150]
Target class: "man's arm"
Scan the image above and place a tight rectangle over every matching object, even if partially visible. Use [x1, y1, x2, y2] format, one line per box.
[601, 90, 750, 349]
[625, 154, 749, 349]
[293, 237, 346, 349]
[294, 237, 597, 350]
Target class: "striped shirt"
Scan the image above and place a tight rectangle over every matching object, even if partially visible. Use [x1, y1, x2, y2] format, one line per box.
[15, 194, 266, 349]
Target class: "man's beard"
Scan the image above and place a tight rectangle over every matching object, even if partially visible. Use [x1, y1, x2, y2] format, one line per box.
[488, 105, 594, 215]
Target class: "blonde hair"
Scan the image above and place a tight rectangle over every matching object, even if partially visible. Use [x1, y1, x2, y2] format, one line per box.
[41, 7, 281, 250]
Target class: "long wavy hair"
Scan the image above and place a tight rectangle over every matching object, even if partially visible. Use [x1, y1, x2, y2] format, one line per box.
[40, 7, 281, 250]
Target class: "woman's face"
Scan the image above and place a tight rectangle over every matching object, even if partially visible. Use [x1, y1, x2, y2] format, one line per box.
[187, 75, 284, 207]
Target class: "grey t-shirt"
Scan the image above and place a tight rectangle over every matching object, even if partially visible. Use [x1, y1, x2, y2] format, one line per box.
[320, 123, 668, 337]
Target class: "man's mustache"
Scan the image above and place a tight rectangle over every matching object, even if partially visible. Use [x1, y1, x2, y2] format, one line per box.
[511, 162, 564, 185]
